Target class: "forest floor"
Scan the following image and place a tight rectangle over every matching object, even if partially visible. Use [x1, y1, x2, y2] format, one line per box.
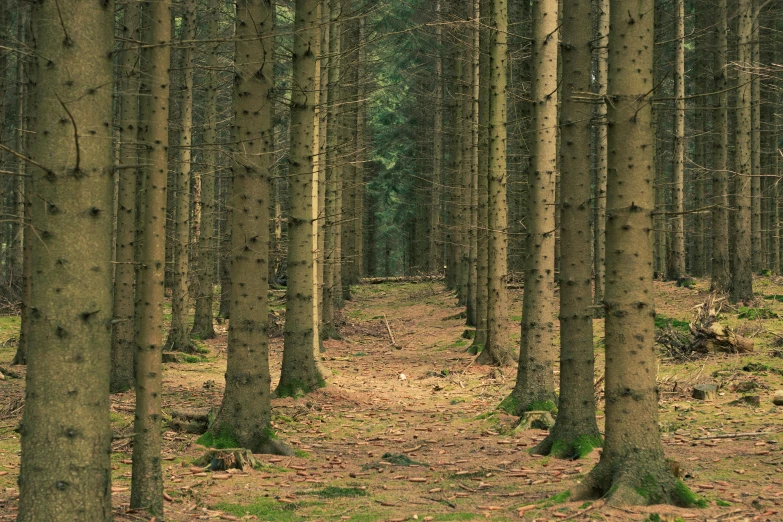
[1, 278, 783, 521]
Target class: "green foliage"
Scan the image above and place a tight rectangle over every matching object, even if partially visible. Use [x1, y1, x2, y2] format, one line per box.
[737, 307, 777, 320]
[654, 315, 690, 332]
[544, 490, 571, 505]
[216, 497, 300, 521]
[197, 426, 239, 450]
[312, 486, 367, 498]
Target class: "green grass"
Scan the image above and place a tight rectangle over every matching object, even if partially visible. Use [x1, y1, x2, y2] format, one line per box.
[309, 486, 367, 498]
[216, 497, 304, 521]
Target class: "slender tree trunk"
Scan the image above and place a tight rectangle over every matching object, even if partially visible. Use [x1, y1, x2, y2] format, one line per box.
[574, 0, 694, 506]
[479, 0, 512, 366]
[533, 0, 601, 458]
[751, 0, 762, 271]
[278, 0, 327, 397]
[471, 0, 490, 354]
[131, 0, 172, 514]
[507, 0, 559, 412]
[166, 0, 197, 352]
[355, 16, 366, 279]
[430, 1, 444, 274]
[668, 0, 686, 280]
[593, 0, 608, 313]
[711, 0, 731, 291]
[11, 5, 29, 366]
[322, 0, 341, 340]
[191, 0, 220, 340]
[341, 12, 359, 301]
[111, 0, 142, 391]
[208, 0, 291, 455]
[466, 0, 480, 329]
[731, 0, 754, 302]
[17, 0, 115, 518]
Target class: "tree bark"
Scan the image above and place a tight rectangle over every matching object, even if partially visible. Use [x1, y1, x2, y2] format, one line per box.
[574, 0, 692, 506]
[111, 0, 142, 392]
[209, 0, 291, 456]
[711, 0, 731, 291]
[507, 0, 559, 411]
[479, 0, 512, 366]
[131, 0, 172, 514]
[731, 0, 754, 302]
[668, 0, 686, 280]
[278, 0, 327, 397]
[17, 0, 115, 518]
[533, 0, 601, 459]
[191, 0, 220, 340]
[593, 0, 608, 313]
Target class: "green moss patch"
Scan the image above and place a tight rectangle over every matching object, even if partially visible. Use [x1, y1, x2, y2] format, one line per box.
[197, 426, 240, 449]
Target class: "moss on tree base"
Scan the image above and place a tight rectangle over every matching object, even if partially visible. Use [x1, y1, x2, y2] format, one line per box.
[573, 453, 704, 507]
[275, 377, 327, 399]
[533, 433, 602, 459]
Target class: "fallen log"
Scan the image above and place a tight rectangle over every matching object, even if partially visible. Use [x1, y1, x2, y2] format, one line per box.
[360, 275, 444, 284]
[690, 322, 754, 354]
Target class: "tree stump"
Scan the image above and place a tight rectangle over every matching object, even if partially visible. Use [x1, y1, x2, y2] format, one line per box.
[193, 448, 261, 471]
[692, 384, 718, 400]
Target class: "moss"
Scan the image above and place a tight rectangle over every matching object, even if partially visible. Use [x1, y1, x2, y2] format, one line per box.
[312, 486, 367, 498]
[216, 497, 301, 521]
[498, 394, 520, 415]
[276, 377, 326, 399]
[294, 449, 311, 458]
[474, 410, 497, 420]
[578, 501, 593, 509]
[635, 474, 662, 504]
[197, 425, 240, 449]
[544, 490, 570, 505]
[550, 435, 602, 459]
[672, 480, 705, 508]
[527, 400, 557, 413]
[716, 499, 731, 507]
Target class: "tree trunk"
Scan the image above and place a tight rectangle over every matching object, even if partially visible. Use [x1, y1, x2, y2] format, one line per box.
[322, 0, 341, 340]
[166, 0, 197, 352]
[750, 0, 762, 272]
[479, 0, 512, 366]
[208, 0, 291, 456]
[278, 0, 327, 397]
[574, 0, 693, 506]
[668, 0, 686, 280]
[430, 1, 444, 274]
[465, 0, 479, 328]
[731, 0, 754, 302]
[507, 0, 559, 412]
[593, 0, 608, 313]
[191, 0, 219, 340]
[131, 0, 172, 514]
[341, 12, 359, 301]
[111, 0, 142, 392]
[711, 0, 731, 291]
[17, 0, 115, 518]
[533, 0, 601, 458]
[471, 0, 489, 354]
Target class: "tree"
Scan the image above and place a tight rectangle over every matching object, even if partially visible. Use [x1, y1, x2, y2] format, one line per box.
[479, 0, 512, 366]
[207, 0, 292, 455]
[711, 0, 730, 291]
[278, 0, 327, 397]
[191, 0, 220, 340]
[166, 0, 198, 352]
[593, 0, 608, 311]
[131, 0, 172, 514]
[111, 0, 142, 392]
[17, 0, 115, 518]
[667, 0, 686, 280]
[505, 0, 559, 412]
[574, 0, 696, 505]
[731, 0, 754, 302]
[533, 0, 601, 458]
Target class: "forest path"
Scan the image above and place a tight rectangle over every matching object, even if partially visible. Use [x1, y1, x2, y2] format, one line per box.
[2, 279, 783, 521]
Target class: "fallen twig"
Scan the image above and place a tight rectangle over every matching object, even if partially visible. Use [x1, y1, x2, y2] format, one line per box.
[383, 314, 398, 347]
[694, 431, 774, 440]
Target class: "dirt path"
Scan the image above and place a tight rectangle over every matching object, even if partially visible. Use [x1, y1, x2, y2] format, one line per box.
[1, 279, 783, 521]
